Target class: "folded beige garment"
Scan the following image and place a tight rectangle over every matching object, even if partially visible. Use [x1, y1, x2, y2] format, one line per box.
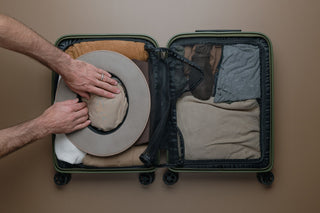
[82, 145, 146, 167]
[82, 83, 128, 132]
[65, 40, 149, 61]
[176, 94, 261, 160]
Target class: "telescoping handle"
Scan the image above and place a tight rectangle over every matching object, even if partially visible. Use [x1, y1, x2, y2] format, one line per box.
[195, 29, 242, 32]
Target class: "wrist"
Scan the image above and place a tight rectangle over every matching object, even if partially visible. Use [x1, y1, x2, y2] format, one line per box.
[51, 51, 73, 77]
[33, 114, 52, 137]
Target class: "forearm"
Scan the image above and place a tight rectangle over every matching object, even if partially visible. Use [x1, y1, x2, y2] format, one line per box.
[0, 117, 49, 158]
[0, 99, 90, 158]
[0, 14, 119, 99]
[0, 14, 71, 75]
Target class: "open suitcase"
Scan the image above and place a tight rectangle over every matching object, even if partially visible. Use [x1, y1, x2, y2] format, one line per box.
[52, 30, 274, 186]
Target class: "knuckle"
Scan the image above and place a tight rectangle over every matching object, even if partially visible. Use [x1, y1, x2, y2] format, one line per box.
[86, 85, 94, 93]
[69, 106, 76, 111]
[69, 114, 76, 121]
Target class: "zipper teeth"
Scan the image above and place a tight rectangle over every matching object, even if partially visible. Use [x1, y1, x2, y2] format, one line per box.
[55, 34, 159, 48]
[167, 32, 271, 47]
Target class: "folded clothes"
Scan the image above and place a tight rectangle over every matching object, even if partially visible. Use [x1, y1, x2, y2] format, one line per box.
[214, 44, 260, 103]
[82, 82, 128, 132]
[132, 59, 149, 87]
[65, 40, 149, 61]
[184, 46, 193, 62]
[132, 59, 150, 145]
[82, 145, 146, 167]
[54, 133, 86, 164]
[184, 44, 222, 100]
[176, 94, 261, 160]
[54, 52, 150, 164]
[210, 45, 222, 76]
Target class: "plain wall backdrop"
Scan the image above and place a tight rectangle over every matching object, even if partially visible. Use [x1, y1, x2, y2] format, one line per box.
[0, 0, 320, 212]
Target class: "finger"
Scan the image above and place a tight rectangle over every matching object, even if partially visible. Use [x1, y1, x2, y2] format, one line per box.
[95, 67, 111, 78]
[62, 98, 79, 105]
[72, 120, 91, 132]
[72, 101, 87, 112]
[77, 91, 90, 100]
[95, 80, 120, 94]
[73, 107, 89, 120]
[89, 86, 117, 98]
[104, 76, 118, 86]
[96, 69, 111, 79]
[100, 69, 112, 78]
[96, 72, 118, 86]
[74, 114, 89, 124]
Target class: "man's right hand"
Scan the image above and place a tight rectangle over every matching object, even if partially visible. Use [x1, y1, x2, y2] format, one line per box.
[38, 99, 90, 134]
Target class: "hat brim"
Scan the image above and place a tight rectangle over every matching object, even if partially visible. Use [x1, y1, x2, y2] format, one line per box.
[55, 50, 150, 156]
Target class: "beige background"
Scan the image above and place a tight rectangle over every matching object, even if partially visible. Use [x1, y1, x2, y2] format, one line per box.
[0, 0, 320, 212]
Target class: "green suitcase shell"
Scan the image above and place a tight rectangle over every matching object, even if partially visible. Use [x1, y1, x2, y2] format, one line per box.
[52, 31, 274, 186]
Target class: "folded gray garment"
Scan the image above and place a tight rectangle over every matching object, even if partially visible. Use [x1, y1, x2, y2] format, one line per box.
[176, 94, 261, 160]
[214, 44, 260, 103]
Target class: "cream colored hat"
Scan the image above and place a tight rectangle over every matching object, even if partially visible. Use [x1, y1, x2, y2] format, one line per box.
[55, 50, 150, 156]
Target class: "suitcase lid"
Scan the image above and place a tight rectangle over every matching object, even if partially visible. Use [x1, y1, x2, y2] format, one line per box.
[161, 31, 274, 172]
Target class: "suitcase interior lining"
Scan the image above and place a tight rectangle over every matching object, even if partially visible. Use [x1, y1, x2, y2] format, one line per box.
[165, 36, 272, 170]
[53, 34, 272, 171]
[54, 37, 157, 170]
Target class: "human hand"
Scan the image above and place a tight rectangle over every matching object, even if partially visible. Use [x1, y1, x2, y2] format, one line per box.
[38, 99, 90, 134]
[59, 55, 120, 99]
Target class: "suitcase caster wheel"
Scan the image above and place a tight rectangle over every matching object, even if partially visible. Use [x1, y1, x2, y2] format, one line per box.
[257, 171, 274, 186]
[163, 170, 179, 185]
[54, 172, 71, 186]
[139, 172, 155, 185]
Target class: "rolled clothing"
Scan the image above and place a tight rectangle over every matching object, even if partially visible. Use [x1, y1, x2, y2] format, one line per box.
[81, 82, 128, 132]
[65, 40, 149, 61]
[176, 94, 261, 160]
[184, 45, 222, 74]
[214, 44, 261, 103]
[82, 145, 147, 167]
[54, 133, 86, 164]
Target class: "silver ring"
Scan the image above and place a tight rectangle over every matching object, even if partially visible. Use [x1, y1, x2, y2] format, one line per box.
[100, 73, 104, 81]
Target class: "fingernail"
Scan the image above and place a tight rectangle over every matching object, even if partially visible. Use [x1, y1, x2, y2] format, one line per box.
[110, 93, 116, 98]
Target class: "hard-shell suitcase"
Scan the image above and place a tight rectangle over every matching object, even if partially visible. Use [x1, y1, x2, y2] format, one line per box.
[52, 30, 274, 186]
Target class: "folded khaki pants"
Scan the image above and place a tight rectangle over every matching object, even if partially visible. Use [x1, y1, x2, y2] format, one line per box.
[82, 145, 146, 167]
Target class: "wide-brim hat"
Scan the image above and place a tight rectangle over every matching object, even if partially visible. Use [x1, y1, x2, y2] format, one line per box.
[55, 50, 150, 156]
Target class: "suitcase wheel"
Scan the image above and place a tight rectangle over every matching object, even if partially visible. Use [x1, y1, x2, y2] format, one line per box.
[139, 172, 155, 185]
[163, 170, 179, 185]
[54, 172, 72, 186]
[257, 171, 274, 186]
